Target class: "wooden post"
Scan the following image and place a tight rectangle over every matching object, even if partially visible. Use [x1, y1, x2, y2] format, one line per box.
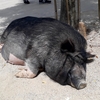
[60, 0, 79, 29]
[68, 0, 76, 27]
[66, 0, 70, 24]
[98, 0, 100, 20]
[54, 0, 58, 20]
[77, 0, 80, 22]
[60, 0, 68, 23]
[79, 21, 87, 39]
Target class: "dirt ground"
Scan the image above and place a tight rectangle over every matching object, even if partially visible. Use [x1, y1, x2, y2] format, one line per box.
[0, 0, 100, 100]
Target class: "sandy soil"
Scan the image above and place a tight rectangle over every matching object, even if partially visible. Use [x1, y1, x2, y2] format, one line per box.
[0, 0, 100, 100]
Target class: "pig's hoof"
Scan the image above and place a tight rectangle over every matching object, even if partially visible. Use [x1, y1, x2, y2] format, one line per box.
[15, 69, 36, 78]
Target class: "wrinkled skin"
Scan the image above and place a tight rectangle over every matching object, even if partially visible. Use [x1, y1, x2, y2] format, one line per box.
[0, 17, 94, 89]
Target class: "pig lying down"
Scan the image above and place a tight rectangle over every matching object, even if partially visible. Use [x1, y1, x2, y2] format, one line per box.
[0, 16, 94, 89]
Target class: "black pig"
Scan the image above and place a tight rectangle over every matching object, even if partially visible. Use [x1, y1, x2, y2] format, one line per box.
[0, 16, 94, 89]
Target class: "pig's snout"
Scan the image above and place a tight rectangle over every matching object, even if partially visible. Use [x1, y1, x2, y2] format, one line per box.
[71, 79, 87, 90]
[76, 80, 87, 90]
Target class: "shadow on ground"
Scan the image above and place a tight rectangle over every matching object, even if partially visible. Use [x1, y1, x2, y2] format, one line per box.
[0, 0, 55, 35]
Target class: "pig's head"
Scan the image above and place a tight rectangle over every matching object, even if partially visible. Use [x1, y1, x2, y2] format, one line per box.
[67, 52, 87, 90]
[59, 39, 95, 89]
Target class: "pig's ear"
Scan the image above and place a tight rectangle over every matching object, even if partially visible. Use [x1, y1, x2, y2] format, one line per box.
[61, 39, 75, 53]
[86, 52, 95, 63]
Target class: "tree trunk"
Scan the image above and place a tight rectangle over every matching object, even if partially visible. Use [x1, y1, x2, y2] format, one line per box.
[60, 0, 68, 24]
[60, 0, 77, 28]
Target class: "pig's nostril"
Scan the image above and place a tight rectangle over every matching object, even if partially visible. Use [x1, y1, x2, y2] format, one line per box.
[79, 82, 87, 89]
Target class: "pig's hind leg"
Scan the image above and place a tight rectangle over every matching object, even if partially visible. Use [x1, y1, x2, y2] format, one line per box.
[15, 56, 40, 78]
[0, 44, 4, 51]
[1, 42, 25, 65]
[8, 53, 25, 65]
